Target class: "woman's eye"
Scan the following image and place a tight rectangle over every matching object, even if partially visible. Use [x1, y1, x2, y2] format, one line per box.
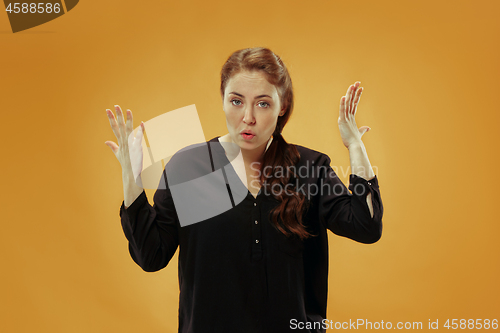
[258, 102, 270, 108]
[231, 99, 242, 106]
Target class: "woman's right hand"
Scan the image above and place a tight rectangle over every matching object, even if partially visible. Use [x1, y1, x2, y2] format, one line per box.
[105, 105, 145, 191]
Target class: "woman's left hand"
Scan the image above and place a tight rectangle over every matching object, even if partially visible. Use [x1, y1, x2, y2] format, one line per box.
[338, 81, 371, 149]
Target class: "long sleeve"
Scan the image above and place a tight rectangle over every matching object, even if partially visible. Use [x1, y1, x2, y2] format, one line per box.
[119, 174, 180, 272]
[316, 154, 383, 244]
[115, 138, 382, 332]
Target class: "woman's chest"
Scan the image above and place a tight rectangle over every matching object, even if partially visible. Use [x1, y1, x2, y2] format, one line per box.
[176, 196, 309, 262]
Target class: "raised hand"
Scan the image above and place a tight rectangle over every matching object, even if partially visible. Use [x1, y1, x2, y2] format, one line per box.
[338, 81, 371, 149]
[105, 105, 145, 198]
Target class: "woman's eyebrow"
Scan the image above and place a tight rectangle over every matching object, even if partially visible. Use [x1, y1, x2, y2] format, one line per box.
[229, 92, 272, 99]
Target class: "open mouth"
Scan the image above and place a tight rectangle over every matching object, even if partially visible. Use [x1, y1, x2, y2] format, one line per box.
[241, 133, 255, 140]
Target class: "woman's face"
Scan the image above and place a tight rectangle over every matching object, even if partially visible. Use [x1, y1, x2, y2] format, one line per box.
[221, 70, 284, 155]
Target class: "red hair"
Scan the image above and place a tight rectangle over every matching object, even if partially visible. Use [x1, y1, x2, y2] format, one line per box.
[220, 47, 312, 240]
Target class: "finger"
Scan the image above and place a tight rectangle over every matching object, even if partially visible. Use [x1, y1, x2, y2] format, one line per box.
[135, 121, 144, 145]
[342, 95, 349, 119]
[125, 109, 135, 145]
[339, 96, 347, 121]
[135, 121, 146, 143]
[344, 96, 350, 120]
[104, 140, 119, 154]
[115, 105, 127, 141]
[128, 120, 144, 148]
[345, 84, 352, 102]
[345, 83, 353, 97]
[106, 109, 121, 140]
[346, 84, 355, 114]
[352, 86, 363, 116]
[349, 82, 361, 115]
[358, 126, 370, 137]
[125, 109, 134, 137]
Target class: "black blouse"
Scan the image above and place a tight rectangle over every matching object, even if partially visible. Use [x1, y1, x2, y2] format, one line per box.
[119, 136, 383, 333]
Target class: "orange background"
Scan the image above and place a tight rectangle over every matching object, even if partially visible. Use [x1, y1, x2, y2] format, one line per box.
[1, 0, 499, 332]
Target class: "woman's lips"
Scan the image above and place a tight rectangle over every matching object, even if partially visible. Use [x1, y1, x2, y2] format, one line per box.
[241, 133, 255, 140]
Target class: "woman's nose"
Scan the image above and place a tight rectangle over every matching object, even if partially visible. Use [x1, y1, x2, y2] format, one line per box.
[243, 106, 256, 124]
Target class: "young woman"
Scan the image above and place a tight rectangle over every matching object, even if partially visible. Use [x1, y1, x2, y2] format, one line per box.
[105, 47, 383, 333]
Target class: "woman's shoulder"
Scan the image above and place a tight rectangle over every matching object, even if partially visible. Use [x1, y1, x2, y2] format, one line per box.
[291, 143, 332, 167]
[167, 136, 222, 165]
[164, 139, 218, 186]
